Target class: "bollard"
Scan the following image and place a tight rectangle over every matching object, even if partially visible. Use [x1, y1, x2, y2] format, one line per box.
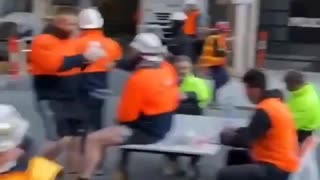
[8, 37, 20, 81]
[256, 31, 268, 69]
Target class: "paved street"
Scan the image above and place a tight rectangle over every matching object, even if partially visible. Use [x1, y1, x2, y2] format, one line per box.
[1, 69, 320, 179]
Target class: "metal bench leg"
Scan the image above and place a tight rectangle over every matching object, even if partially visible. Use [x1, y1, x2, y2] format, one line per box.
[189, 156, 201, 180]
[113, 150, 130, 180]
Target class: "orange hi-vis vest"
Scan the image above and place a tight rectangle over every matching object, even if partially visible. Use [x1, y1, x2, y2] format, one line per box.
[117, 61, 179, 123]
[198, 35, 227, 67]
[0, 157, 63, 180]
[76, 30, 123, 73]
[253, 98, 300, 172]
[184, 10, 200, 35]
[29, 34, 80, 76]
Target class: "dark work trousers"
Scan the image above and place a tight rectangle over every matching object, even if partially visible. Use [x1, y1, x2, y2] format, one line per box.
[298, 130, 313, 144]
[210, 66, 229, 90]
[209, 66, 229, 100]
[217, 149, 290, 180]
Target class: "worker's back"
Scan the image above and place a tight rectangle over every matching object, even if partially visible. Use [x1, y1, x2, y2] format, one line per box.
[199, 34, 227, 67]
[117, 63, 179, 138]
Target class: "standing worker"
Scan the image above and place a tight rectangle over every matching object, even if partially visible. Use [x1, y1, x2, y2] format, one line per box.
[183, 0, 201, 38]
[167, 12, 196, 62]
[284, 70, 320, 143]
[217, 69, 299, 180]
[77, 33, 179, 180]
[29, 8, 106, 173]
[73, 8, 123, 175]
[198, 23, 230, 98]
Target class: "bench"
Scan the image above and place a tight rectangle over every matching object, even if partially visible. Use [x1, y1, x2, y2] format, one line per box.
[116, 114, 248, 180]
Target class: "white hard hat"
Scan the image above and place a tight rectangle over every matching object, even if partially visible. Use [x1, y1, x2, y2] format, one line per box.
[78, 8, 104, 29]
[130, 33, 164, 62]
[169, 12, 187, 21]
[185, 0, 197, 5]
[0, 105, 29, 152]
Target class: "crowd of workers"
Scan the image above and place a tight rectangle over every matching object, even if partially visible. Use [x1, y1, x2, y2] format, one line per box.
[0, 0, 320, 180]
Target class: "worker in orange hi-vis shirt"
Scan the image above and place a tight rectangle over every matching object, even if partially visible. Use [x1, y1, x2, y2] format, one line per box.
[29, 8, 106, 176]
[76, 33, 179, 180]
[183, 0, 201, 38]
[72, 8, 123, 176]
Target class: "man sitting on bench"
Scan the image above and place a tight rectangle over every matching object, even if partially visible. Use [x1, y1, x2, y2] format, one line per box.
[217, 69, 300, 180]
[163, 55, 212, 176]
[77, 33, 179, 180]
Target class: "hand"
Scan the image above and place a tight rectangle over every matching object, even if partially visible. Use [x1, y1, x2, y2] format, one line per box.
[220, 127, 237, 145]
[83, 41, 107, 63]
[180, 92, 187, 100]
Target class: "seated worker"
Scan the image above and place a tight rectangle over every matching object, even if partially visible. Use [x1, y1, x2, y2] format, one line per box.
[175, 55, 212, 115]
[284, 70, 320, 143]
[163, 55, 212, 177]
[0, 105, 62, 180]
[77, 33, 179, 180]
[217, 69, 299, 180]
[198, 23, 230, 95]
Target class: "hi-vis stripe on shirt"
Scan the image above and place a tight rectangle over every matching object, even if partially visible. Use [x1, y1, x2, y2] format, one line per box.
[288, 17, 320, 28]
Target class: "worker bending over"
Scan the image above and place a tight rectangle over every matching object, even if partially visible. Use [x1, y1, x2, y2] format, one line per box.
[29, 8, 106, 173]
[284, 70, 320, 143]
[77, 33, 179, 180]
[217, 69, 299, 180]
[183, 0, 201, 38]
[164, 55, 212, 177]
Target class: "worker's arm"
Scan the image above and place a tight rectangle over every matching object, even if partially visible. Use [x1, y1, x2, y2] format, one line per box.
[195, 79, 212, 108]
[220, 109, 271, 148]
[30, 36, 87, 73]
[117, 75, 142, 123]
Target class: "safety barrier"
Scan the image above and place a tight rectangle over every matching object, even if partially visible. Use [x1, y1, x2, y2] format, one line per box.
[8, 37, 30, 81]
[256, 31, 268, 68]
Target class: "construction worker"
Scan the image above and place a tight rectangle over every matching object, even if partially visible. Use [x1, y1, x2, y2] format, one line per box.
[175, 55, 212, 114]
[29, 8, 106, 173]
[183, 0, 201, 38]
[77, 33, 179, 180]
[163, 55, 212, 177]
[167, 12, 196, 62]
[284, 70, 320, 143]
[0, 105, 62, 180]
[217, 69, 299, 180]
[69, 8, 123, 175]
[198, 23, 230, 98]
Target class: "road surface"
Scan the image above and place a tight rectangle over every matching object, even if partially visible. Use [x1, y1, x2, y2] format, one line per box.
[0, 69, 320, 179]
